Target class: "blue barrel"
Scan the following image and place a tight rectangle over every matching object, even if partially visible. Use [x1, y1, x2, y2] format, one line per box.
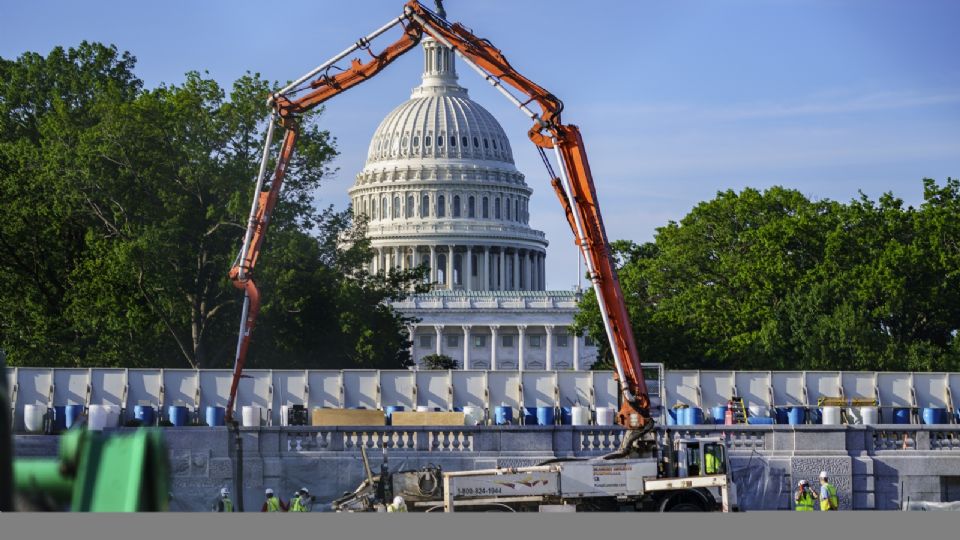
[560, 407, 573, 425]
[537, 406, 556, 426]
[666, 408, 678, 426]
[774, 408, 789, 424]
[384, 405, 404, 425]
[64, 405, 84, 429]
[522, 406, 537, 425]
[134, 405, 155, 425]
[453, 407, 463, 412]
[711, 406, 728, 425]
[494, 406, 513, 425]
[205, 406, 225, 427]
[168, 405, 189, 427]
[52, 406, 67, 431]
[892, 407, 911, 424]
[687, 407, 704, 425]
[922, 407, 947, 425]
[787, 407, 806, 425]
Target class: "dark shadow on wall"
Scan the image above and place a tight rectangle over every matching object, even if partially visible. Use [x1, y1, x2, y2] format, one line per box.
[731, 452, 789, 510]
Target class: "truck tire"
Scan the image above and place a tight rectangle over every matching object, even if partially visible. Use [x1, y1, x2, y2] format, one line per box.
[658, 490, 711, 512]
[665, 502, 704, 512]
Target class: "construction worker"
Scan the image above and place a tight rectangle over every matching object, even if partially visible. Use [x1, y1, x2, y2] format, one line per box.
[794, 480, 817, 511]
[261, 488, 288, 512]
[386, 495, 408, 512]
[290, 488, 314, 512]
[214, 487, 234, 512]
[819, 471, 839, 511]
[704, 446, 719, 475]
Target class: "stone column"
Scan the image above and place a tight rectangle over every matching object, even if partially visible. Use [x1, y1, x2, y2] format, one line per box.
[462, 325, 471, 370]
[483, 247, 490, 291]
[429, 245, 437, 284]
[498, 249, 505, 291]
[434, 325, 443, 356]
[539, 252, 545, 290]
[400, 246, 407, 271]
[466, 246, 473, 291]
[408, 324, 417, 364]
[517, 325, 527, 371]
[572, 328, 580, 370]
[513, 249, 520, 291]
[545, 325, 555, 370]
[489, 325, 499, 370]
[447, 245, 455, 289]
[524, 250, 532, 290]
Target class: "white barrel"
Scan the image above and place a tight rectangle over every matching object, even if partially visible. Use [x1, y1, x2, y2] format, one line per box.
[280, 405, 290, 427]
[416, 405, 431, 412]
[23, 404, 45, 433]
[102, 405, 121, 428]
[88, 405, 108, 431]
[463, 406, 485, 426]
[748, 405, 769, 417]
[861, 406, 879, 425]
[821, 406, 841, 425]
[595, 406, 615, 426]
[241, 406, 261, 427]
[571, 405, 589, 426]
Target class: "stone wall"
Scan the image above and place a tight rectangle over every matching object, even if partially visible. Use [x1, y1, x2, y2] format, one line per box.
[14, 425, 960, 511]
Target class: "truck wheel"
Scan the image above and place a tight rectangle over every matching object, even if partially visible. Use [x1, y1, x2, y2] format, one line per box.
[665, 502, 704, 512]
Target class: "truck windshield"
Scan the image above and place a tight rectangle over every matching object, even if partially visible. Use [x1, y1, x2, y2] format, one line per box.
[703, 442, 725, 475]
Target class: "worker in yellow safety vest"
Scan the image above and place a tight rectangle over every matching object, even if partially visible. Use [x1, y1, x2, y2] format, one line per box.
[290, 488, 314, 512]
[819, 471, 838, 511]
[261, 488, 288, 512]
[704, 450, 719, 475]
[215, 487, 234, 512]
[387, 495, 408, 512]
[794, 480, 817, 511]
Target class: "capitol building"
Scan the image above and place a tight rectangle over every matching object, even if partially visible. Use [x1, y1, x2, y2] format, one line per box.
[349, 37, 598, 370]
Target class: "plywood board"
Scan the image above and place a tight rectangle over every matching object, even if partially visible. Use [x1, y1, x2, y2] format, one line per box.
[390, 411, 465, 426]
[311, 408, 385, 426]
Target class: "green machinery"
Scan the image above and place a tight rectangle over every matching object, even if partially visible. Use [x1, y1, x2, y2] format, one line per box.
[2, 354, 171, 512]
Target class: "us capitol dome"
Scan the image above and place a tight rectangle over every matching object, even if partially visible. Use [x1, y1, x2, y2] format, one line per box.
[349, 37, 596, 370]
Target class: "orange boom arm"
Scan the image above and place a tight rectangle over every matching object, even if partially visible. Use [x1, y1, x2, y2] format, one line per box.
[226, 1, 652, 435]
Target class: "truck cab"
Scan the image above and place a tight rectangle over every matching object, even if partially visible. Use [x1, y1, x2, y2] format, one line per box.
[674, 437, 728, 478]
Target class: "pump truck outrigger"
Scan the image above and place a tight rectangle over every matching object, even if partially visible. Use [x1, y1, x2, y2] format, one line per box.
[225, 1, 738, 512]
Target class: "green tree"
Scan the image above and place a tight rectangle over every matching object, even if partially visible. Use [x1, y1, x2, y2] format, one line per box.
[576, 181, 960, 372]
[0, 42, 425, 369]
[419, 354, 459, 370]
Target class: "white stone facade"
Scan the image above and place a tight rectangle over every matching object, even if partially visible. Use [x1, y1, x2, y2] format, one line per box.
[351, 38, 597, 369]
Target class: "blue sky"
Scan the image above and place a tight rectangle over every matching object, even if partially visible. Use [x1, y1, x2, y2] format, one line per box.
[2, 0, 958, 290]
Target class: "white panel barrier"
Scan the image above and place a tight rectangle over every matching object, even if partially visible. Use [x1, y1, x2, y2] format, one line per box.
[522, 371, 557, 408]
[53, 368, 90, 407]
[7, 367, 960, 429]
[419, 370, 453, 410]
[308, 370, 342, 409]
[342, 370, 378, 410]
[806, 371, 842, 404]
[235, 370, 272, 425]
[772, 372, 805, 407]
[380, 370, 416, 409]
[913, 373, 949, 408]
[700, 371, 734, 408]
[487, 371, 521, 411]
[557, 371, 593, 409]
[736, 371, 772, 409]
[593, 371, 617, 410]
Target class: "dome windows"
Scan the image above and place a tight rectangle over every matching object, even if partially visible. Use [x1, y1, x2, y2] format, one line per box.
[406, 195, 414, 218]
[393, 196, 401, 219]
[462, 136, 469, 147]
[468, 196, 475, 218]
[437, 195, 446, 217]
[437, 135, 444, 147]
[482, 197, 489, 218]
[473, 137, 479, 148]
[483, 138, 489, 149]
[425, 135, 432, 148]
[413, 135, 420, 147]
[495, 197, 501, 219]
[421, 194, 430, 218]
[506, 197, 511, 220]
[453, 195, 461, 217]
[380, 197, 387, 220]
[450, 135, 456, 147]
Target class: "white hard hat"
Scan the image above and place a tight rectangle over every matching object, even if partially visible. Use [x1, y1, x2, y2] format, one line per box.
[221, 487, 230, 496]
[819, 471, 828, 479]
[393, 496, 404, 505]
[265, 488, 274, 495]
[300, 487, 309, 494]
[798, 480, 808, 487]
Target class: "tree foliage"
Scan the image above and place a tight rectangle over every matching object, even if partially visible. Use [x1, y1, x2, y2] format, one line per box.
[419, 353, 459, 370]
[0, 42, 425, 369]
[576, 182, 960, 372]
